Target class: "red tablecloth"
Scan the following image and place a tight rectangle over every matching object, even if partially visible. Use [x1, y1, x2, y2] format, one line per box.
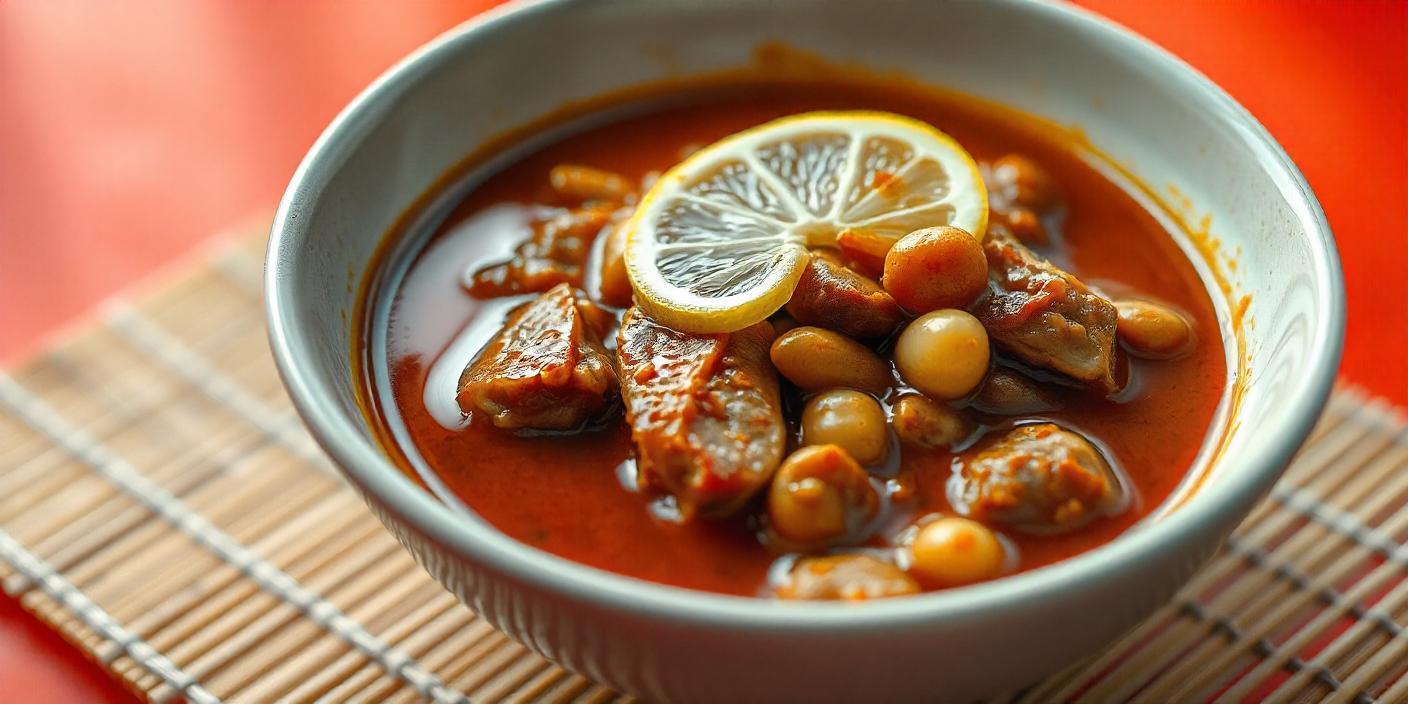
[0, 1, 1403, 700]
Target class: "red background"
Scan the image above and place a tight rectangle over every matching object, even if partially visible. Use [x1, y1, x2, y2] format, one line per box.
[0, 1, 1403, 700]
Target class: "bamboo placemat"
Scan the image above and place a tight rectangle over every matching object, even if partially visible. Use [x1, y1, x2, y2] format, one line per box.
[0, 230, 1404, 703]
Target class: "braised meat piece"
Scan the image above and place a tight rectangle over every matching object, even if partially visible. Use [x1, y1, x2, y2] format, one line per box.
[785, 253, 904, 340]
[970, 367, 1064, 415]
[616, 308, 785, 518]
[467, 205, 616, 297]
[972, 229, 1120, 392]
[950, 423, 1125, 534]
[458, 284, 618, 430]
[774, 555, 919, 601]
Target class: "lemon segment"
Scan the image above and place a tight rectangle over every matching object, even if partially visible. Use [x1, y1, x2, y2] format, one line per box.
[625, 111, 988, 333]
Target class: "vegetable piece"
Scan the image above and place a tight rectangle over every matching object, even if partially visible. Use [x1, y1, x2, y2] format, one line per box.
[769, 327, 893, 396]
[894, 309, 991, 400]
[892, 394, 972, 450]
[908, 517, 1006, 588]
[972, 229, 1120, 392]
[596, 212, 635, 308]
[468, 205, 615, 298]
[785, 253, 904, 339]
[801, 390, 890, 466]
[615, 308, 785, 518]
[951, 423, 1126, 534]
[1115, 299, 1194, 359]
[774, 555, 919, 601]
[882, 226, 989, 313]
[767, 444, 880, 550]
[970, 367, 1063, 415]
[458, 284, 618, 430]
[549, 164, 634, 204]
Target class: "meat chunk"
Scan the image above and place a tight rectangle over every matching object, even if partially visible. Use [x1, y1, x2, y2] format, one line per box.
[468, 205, 616, 298]
[970, 367, 1064, 415]
[458, 284, 618, 430]
[950, 423, 1126, 534]
[616, 308, 785, 518]
[972, 229, 1120, 391]
[774, 555, 919, 601]
[892, 394, 972, 450]
[785, 253, 904, 339]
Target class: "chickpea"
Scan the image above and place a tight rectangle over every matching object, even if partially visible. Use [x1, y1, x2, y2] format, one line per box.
[770, 327, 893, 395]
[801, 390, 889, 466]
[909, 516, 1006, 588]
[892, 394, 972, 450]
[767, 445, 880, 549]
[882, 226, 989, 313]
[894, 310, 991, 400]
[1115, 299, 1194, 358]
[991, 154, 1057, 211]
[596, 217, 633, 307]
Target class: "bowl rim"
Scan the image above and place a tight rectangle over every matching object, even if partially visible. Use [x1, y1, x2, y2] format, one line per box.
[266, 0, 1345, 630]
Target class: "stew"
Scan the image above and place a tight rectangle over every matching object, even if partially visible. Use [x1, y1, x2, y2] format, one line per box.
[361, 77, 1227, 599]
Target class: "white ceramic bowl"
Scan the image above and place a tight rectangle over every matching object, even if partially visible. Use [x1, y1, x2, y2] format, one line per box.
[266, 1, 1344, 701]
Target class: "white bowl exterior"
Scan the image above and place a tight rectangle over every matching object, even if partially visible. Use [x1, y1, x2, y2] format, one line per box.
[267, 1, 1343, 701]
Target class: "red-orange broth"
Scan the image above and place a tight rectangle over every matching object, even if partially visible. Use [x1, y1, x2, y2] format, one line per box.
[361, 78, 1228, 597]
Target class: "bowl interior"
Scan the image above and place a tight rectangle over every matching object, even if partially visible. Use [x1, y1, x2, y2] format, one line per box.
[268, 0, 1341, 615]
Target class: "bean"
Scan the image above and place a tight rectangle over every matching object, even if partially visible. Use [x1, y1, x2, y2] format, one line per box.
[767, 445, 880, 549]
[908, 516, 1006, 588]
[892, 394, 972, 450]
[882, 226, 988, 313]
[1115, 299, 1194, 358]
[549, 164, 633, 204]
[894, 310, 990, 400]
[801, 390, 889, 466]
[769, 327, 892, 395]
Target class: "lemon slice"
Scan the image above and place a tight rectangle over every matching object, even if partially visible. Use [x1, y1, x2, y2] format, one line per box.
[624, 111, 988, 333]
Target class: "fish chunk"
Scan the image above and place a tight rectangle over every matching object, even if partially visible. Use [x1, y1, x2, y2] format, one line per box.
[616, 308, 785, 518]
[458, 284, 618, 430]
